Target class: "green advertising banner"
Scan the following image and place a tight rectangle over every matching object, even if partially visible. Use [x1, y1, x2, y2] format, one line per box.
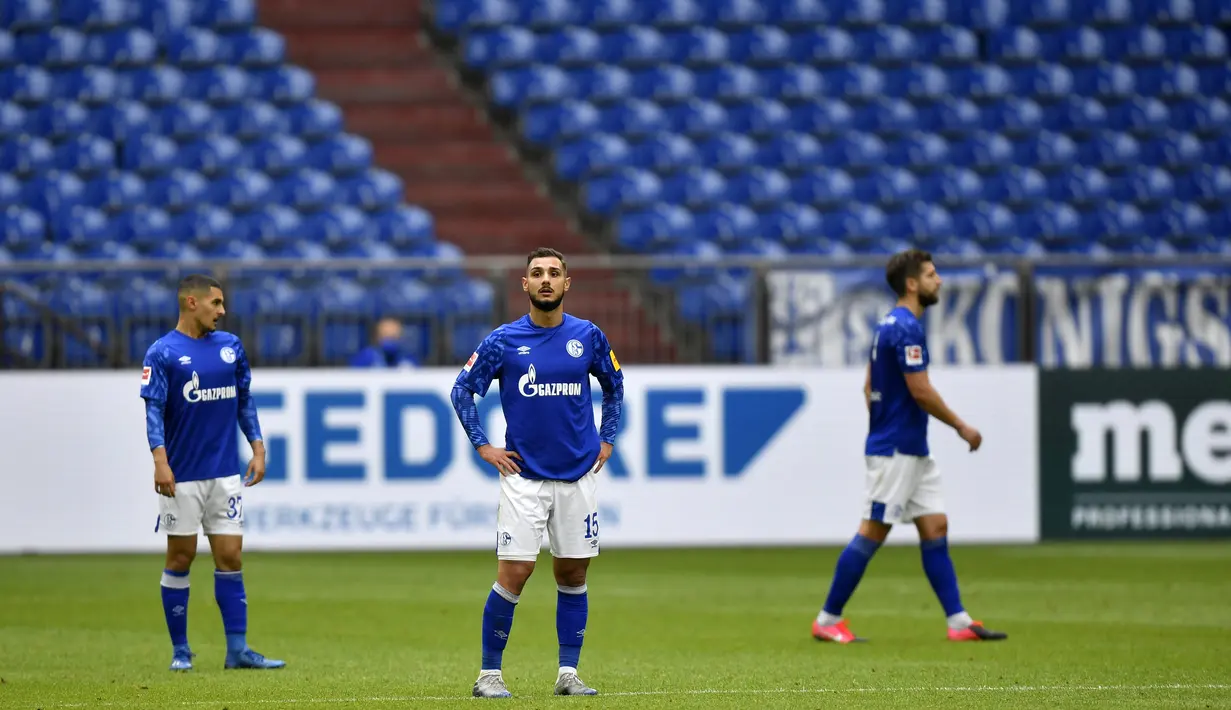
[1040, 369, 1231, 539]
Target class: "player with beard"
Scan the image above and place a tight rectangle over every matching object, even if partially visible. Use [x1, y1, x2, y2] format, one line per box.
[451, 247, 624, 698]
[810, 249, 1007, 644]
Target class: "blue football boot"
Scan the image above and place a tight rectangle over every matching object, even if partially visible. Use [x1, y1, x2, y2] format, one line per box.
[169, 645, 195, 671]
[224, 648, 286, 669]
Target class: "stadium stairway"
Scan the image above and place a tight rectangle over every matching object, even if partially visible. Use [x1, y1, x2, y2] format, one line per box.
[258, 0, 682, 362]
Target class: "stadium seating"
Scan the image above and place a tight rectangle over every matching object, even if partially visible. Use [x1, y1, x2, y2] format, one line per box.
[433, 0, 1231, 360]
[1, 0, 493, 367]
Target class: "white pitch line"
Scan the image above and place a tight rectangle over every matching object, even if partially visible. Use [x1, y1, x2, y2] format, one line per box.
[42, 683, 1231, 708]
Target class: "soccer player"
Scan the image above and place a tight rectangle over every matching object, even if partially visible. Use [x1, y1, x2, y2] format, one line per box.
[140, 274, 285, 671]
[811, 250, 1007, 644]
[451, 247, 624, 699]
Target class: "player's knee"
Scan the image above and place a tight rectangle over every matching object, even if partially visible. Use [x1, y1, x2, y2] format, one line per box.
[552, 559, 588, 588]
[497, 561, 535, 595]
[165, 550, 194, 572]
[857, 519, 892, 543]
[917, 515, 948, 540]
[213, 549, 242, 571]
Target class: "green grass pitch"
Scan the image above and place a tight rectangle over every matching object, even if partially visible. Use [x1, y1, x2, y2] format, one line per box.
[1, 543, 1229, 709]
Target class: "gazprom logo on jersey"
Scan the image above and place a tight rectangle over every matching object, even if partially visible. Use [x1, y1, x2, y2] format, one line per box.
[243, 376, 805, 483]
[183, 371, 238, 403]
[518, 364, 583, 398]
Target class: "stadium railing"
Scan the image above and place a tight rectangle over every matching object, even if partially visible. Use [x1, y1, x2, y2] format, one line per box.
[2, 252, 1229, 369]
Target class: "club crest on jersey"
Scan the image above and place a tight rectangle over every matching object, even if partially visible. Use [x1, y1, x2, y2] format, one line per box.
[464, 351, 478, 372]
[905, 345, 924, 366]
[566, 339, 584, 358]
[219, 346, 236, 364]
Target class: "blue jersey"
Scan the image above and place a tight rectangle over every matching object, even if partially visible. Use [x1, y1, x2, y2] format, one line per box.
[139, 330, 262, 483]
[865, 306, 930, 457]
[452, 314, 624, 483]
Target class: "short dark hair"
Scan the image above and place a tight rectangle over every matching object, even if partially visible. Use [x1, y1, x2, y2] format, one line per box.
[177, 274, 223, 309]
[526, 247, 567, 272]
[885, 249, 933, 297]
[178, 274, 222, 295]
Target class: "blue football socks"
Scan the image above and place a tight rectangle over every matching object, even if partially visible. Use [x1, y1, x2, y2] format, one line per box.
[214, 570, 248, 655]
[160, 569, 190, 648]
[481, 583, 519, 671]
[920, 536, 966, 618]
[822, 534, 882, 618]
[556, 584, 588, 670]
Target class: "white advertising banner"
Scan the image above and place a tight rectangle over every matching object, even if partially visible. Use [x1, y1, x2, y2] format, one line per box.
[0, 366, 1038, 553]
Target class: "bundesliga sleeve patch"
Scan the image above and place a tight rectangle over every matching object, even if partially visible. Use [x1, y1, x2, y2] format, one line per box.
[141, 366, 152, 386]
[609, 350, 620, 371]
[463, 352, 478, 372]
[905, 345, 924, 366]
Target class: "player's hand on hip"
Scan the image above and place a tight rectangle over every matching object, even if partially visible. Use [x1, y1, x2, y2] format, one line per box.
[154, 462, 176, 497]
[244, 441, 267, 486]
[958, 424, 982, 452]
[592, 442, 614, 474]
[478, 445, 522, 476]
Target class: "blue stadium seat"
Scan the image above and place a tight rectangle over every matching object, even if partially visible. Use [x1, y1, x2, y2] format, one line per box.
[983, 97, 1043, 135]
[1140, 132, 1203, 168]
[307, 133, 373, 175]
[617, 202, 694, 251]
[820, 132, 887, 171]
[193, 0, 257, 29]
[180, 135, 247, 175]
[54, 134, 115, 175]
[51, 205, 114, 250]
[1, 136, 54, 175]
[989, 27, 1041, 63]
[146, 169, 209, 212]
[662, 27, 728, 65]
[789, 27, 854, 63]
[982, 167, 1047, 206]
[339, 168, 404, 212]
[1111, 167, 1175, 205]
[491, 65, 574, 106]
[84, 171, 145, 212]
[310, 206, 373, 249]
[184, 66, 248, 104]
[693, 203, 759, 249]
[583, 168, 662, 215]
[600, 27, 669, 65]
[117, 206, 171, 251]
[660, 168, 727, 207]
[166, 28, 223, 66]
[645, 0, 705, 28]
[59, 0, 134, 29]
[728, 98, 791, 136]
[522, 100, 600, 144]
[661, 98, 728, 136]
[271, 169, 336, 211]
[555, 133, 631, 180]
[372, 205, 436, 252]
[1104, 26, 1166, 63]
[1072, 63, 1136, 99]
[757, 131, 823, 170]
[916, 26, 978, 62]
[1, 206, 47, 253]
[31, 99, 88, 139]
[854, 25, 917, 63]
[790, 168, 855, 205]
[856, 99, 917, 135]
[1170, 98, 1230, 136]
[568, 65, 632, 102]
[1050, 166, 1111, 204]
[2, 0, 56, 31]
[598, 99, 666, 137]
[855, 167, 920, 206]
[724, 167, 790, 206]
[86, 28, 159, 67]
[87, 100, 152, 142]
[236, 204, 301, 250]
[1108, 96, 1170, 134]
[1176, 165, 1231, 205]
[17, 27, 88, 66]
[727, 26, 790, 65]
[916, 98, 981, 134]
[759, 202, 823, 250]
[138, 0, 194, 42]
[52, 66, 118, 103]
[696, 132, 757, 170]
[918, 167, 982, 206]
[541, 27, 600, 66]
[0, 30, 14, 67]
[1, 65, 54, 103]
[251, 65, 315, 104]
[0, 173, 20, 208]
[630, 133, 698, 171]
[1015, 131, 1078, 171]
[173, 204, 235, 251]
[632, 65, 697, 101]
[220, 100, 288, 140]
[222, 28, 286, 67]
[153, 100, 216, 139]
[117, 66, 186, 104]
[209, 169, 273, 211]
[1136, 64, 1200, 99]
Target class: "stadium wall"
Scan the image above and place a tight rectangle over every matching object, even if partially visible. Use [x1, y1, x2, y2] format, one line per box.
[0, 366, 1037, 554]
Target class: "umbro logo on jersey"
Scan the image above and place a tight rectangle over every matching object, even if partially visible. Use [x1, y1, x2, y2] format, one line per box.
[178, 355, 192, 365]
[517, 346, 531, 355]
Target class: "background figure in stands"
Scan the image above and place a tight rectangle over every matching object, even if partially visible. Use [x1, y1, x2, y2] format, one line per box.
[350, 318, 418, 369]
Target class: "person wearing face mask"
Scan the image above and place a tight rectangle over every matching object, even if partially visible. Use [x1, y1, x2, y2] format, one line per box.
[350, 317, 418, 369]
